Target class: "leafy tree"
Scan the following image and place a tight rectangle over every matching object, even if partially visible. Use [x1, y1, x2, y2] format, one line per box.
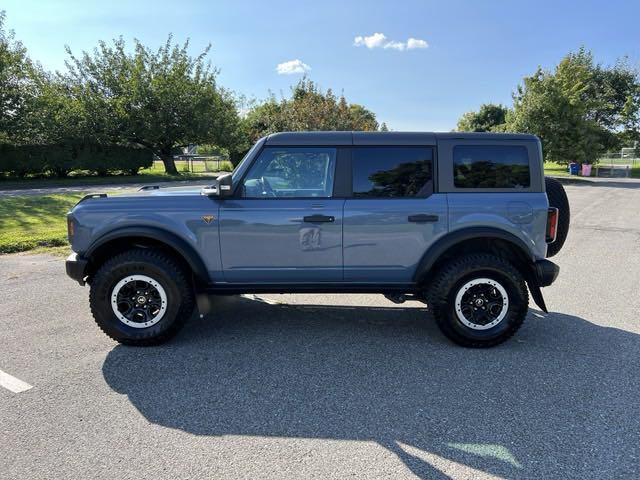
[243, 78, 379, 145]
[348, 103, 378, 131]
[456, 103, 509, 132]
[506, 68, 603, 164]
[25, 74, 86, 146]
[196, 144, 228, 156]
[63, 35, 242, 174]
[0, 11, 40, 144]
[505, 48, 639, 164]
[594, 59, 640, 153]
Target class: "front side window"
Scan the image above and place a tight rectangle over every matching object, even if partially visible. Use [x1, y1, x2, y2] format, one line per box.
[242, 147, 336, 198]
[352, 147, 433, 198]
[453, 145, 530, 189]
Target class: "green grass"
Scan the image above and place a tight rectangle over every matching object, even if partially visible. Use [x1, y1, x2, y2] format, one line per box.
[0, 157, 235, 255]
[545, 161, 640, 178]
[0, 160, 232, 191]
[28, 245, 72, 257]
[543, 161, 570, 177]
[171, 159, 234, 174]
[0, 194, 82, 254]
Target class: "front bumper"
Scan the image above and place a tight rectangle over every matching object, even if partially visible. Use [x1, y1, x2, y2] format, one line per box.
[534, 259, 559, 287]
[65, 253, 89, 285]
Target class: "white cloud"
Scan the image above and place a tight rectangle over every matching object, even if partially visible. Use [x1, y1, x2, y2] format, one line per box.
[354, 32, 387, 49]
[384, 41, 406, 51]
[276, 59, 311, 75]
[354, 33, 429, 52]
[407, 38, 429, 49]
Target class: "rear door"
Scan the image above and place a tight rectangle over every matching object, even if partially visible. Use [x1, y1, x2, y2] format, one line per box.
[219, 146, 343, 282]
[343, 146, 448, 282]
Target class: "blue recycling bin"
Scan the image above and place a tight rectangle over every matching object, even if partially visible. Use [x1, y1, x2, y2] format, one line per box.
[569, 163, 580, 175]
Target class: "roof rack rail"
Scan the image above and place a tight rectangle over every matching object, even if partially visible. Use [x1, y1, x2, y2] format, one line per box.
[77, 193, 107, 204]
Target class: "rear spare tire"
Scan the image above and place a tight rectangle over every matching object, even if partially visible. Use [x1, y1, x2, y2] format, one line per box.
[545, 176, 570, 257]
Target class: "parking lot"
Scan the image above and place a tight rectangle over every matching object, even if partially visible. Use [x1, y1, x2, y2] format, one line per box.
[1, 182, 639, 479]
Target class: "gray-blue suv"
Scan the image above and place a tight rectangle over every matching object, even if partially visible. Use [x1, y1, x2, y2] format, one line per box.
[65, 132, 569, 347]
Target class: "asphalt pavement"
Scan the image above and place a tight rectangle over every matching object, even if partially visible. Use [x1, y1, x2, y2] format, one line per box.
[1, 182, 639, 479]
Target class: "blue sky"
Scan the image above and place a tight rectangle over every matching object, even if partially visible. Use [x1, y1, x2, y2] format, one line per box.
[3, 0, 640, 131]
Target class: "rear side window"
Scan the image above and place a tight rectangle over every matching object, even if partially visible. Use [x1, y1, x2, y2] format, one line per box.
[453, 145, 530, 189]
[352, 147, 433, 198]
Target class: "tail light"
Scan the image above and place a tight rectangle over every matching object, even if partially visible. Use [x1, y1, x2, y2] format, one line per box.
[546, 208, 558, 243]
[67, 216, 75, 241]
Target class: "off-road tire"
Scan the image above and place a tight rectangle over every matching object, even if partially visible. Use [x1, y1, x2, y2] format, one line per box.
[89, 249, 194, 346]
[426, 254, 529, 348]
[545, 176, 570, 257]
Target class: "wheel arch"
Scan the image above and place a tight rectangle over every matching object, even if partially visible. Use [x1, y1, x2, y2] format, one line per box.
[414, 227, 535, 285]
[84, 227, 209, 283]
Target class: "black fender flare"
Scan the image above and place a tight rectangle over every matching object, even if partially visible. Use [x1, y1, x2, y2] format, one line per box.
[84, 226, 210, 283]
[414, 227, 548, 312]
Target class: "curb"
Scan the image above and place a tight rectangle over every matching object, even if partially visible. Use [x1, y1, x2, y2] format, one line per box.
[547, 175, 640, 188]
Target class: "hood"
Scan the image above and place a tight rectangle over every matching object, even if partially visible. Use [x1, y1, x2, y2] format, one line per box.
[112, 184, 210, 198]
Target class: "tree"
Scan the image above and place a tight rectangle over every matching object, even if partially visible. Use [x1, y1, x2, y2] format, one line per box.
[63, 35, 241, 174]
[505, 48, 639, 165]
[348, 103, 379, 131]
[0, 11, 40, 144]
[456, 103, 509, 132]
[593, 59, 640, 153]
[243, 78, 380, 145]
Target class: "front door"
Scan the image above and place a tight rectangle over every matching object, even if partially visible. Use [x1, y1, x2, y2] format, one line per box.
[219, 146, 343, 283]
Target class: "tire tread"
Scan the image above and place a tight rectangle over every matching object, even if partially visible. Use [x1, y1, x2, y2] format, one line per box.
[426, 253, 528, 348]
[89, 248, 194, 346]
[545, 177, 570, 257]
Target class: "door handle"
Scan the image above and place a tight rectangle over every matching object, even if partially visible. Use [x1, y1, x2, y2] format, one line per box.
[408, 214, 439, 223]
[303, 214, 335, 223]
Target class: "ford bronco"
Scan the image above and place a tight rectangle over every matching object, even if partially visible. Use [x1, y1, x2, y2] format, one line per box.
[65, 132, 569, 347]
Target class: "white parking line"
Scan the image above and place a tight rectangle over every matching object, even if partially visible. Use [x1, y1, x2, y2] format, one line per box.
[241, 294, 282, 305]
[0, 369, 33, 393]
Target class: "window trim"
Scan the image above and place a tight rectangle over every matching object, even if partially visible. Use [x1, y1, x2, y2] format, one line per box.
[452, 144, 531, 190]
[436, 139, 542, 194]
[348, 145, 435, 200]
[235, 145, 340, 200]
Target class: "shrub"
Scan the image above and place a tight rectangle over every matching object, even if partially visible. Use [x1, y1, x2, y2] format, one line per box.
[0, 143, 153, 177]
[0, 144, 45, 177]
[75, 144, 153, 176]
[44, 144, 76, 177]
[218, 160, 234, 172]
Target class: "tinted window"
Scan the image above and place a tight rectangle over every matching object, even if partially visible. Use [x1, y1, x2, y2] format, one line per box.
[242, 147, 336, 198]
[352, 147, 433, 198]
[453, 145, 530, 188]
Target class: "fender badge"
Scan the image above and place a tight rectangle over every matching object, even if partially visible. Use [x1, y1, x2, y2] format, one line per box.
[202, 215, 215, 224]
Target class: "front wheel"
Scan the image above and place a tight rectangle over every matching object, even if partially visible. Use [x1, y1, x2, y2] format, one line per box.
[89, 249, 195, 346]
[426, 254, 529, 348]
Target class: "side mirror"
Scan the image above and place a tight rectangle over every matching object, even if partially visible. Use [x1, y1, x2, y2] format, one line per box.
[201, 173, 233, 198]
[217, 173, 233, 197]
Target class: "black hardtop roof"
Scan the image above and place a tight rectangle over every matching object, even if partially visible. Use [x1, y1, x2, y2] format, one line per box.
[265, 131, 539, 146]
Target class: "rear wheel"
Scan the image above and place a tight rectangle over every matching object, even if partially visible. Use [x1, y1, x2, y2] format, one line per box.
[426, 254, 528, 348]
[89, 249, 194, 346]
[545, 176, 570, 257]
